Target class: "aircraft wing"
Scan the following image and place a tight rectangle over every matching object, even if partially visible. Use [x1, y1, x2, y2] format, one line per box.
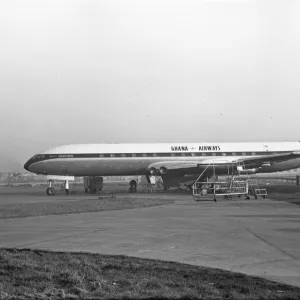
[149, 161, 199, 172]
[148, 151, 300, 174]
[235, 151, 300, 166]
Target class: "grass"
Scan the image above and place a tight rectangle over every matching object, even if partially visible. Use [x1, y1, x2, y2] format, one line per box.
[0, 248, 300, 300]
[265, 184, 300, 205]
[0, 198, 173, 219]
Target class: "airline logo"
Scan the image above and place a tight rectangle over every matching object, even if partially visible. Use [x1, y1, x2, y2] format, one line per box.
[199, 145, 221, 151]
[171, 145, 221, 151]
[171, 146, 189, 151]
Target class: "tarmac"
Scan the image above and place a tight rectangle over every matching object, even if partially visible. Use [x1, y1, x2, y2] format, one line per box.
[0, 187, 300, 287]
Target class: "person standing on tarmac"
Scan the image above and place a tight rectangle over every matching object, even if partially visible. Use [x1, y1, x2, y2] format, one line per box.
[65, 180, 69, 195]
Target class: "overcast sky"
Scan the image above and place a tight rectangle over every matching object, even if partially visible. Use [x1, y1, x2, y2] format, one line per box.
[0, 0, 300, 171]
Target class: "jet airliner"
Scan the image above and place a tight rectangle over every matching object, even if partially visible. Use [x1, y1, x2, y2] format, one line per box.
[24, 142, 300, 195]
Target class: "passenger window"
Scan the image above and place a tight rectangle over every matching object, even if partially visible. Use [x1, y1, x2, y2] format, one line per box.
[170, 153, 175, 157]
[181, 153, 186, 156]
[142, 153, 147, 157]
[191, 153, 196, 156]
[202, 153, 206, 156]
[110, 154, 115, 157]
[222, 153, 226, 156]
[132, 154, 136, 157]
[121, 153, 126, 157]
[212, 153, 216, 156]
[252, 152, 256, 155]
[232, 152, 236, 156]
[153, 153, 157, 157]
[99, 154, 104, 157]
[242, 152, 246, 156]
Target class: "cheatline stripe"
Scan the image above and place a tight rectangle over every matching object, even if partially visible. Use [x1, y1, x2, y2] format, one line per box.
[28, 151, 289, 164]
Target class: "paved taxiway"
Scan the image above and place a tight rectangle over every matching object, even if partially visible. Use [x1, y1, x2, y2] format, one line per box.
[0, 188, 300, 287]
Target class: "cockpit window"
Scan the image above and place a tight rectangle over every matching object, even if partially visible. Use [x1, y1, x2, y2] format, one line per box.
[32, 154, 46, 161]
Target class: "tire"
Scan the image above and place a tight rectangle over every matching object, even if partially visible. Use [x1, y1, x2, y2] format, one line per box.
[130, 180, 137, 187]
[46, 187, 55, 196]
[85, 188, 88, 193]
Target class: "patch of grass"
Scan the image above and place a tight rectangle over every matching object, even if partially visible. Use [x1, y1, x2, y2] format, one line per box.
[266, 184, 300, 205]
[0, 198, 173, 219]
[0, 248, 299, 299]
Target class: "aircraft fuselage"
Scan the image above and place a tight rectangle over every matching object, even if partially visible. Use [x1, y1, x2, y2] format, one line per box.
[24, 142, 300, 176]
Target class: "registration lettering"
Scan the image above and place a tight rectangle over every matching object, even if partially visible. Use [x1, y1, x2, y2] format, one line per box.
[58, 154, 74, 158]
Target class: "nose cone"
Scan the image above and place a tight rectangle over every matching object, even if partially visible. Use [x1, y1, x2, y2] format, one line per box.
[24, 155, 37, 172]
[24, 159, 32, 172]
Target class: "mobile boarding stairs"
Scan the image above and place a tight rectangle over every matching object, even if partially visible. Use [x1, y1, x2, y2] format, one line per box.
[192, 162, 267, 202]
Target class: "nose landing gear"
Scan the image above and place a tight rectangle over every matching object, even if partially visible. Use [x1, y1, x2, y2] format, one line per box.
[46, 187, 55, 195]
[46, 180, 55, 196]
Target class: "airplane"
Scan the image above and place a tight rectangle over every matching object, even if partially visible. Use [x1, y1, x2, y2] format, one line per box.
[24, 142, 300, 195]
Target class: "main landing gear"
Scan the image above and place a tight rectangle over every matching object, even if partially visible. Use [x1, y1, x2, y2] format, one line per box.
[128, 180, 137, 193]
[46, 180, 55, 196]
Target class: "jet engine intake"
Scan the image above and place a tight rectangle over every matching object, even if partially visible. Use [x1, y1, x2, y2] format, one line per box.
[149, 167, 156, 175]
[149, 167, 159, 176]
[159, 167, 168, 174]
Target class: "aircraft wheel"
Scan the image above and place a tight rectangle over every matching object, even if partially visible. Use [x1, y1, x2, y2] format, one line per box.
[130, 180, 137, 193]
[46, 187, 55, 196]
[255, 195, 258, 199]
[85, 188, 88, 193]
[130, 180, 137, 187]
[263, 195, 266, 199]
